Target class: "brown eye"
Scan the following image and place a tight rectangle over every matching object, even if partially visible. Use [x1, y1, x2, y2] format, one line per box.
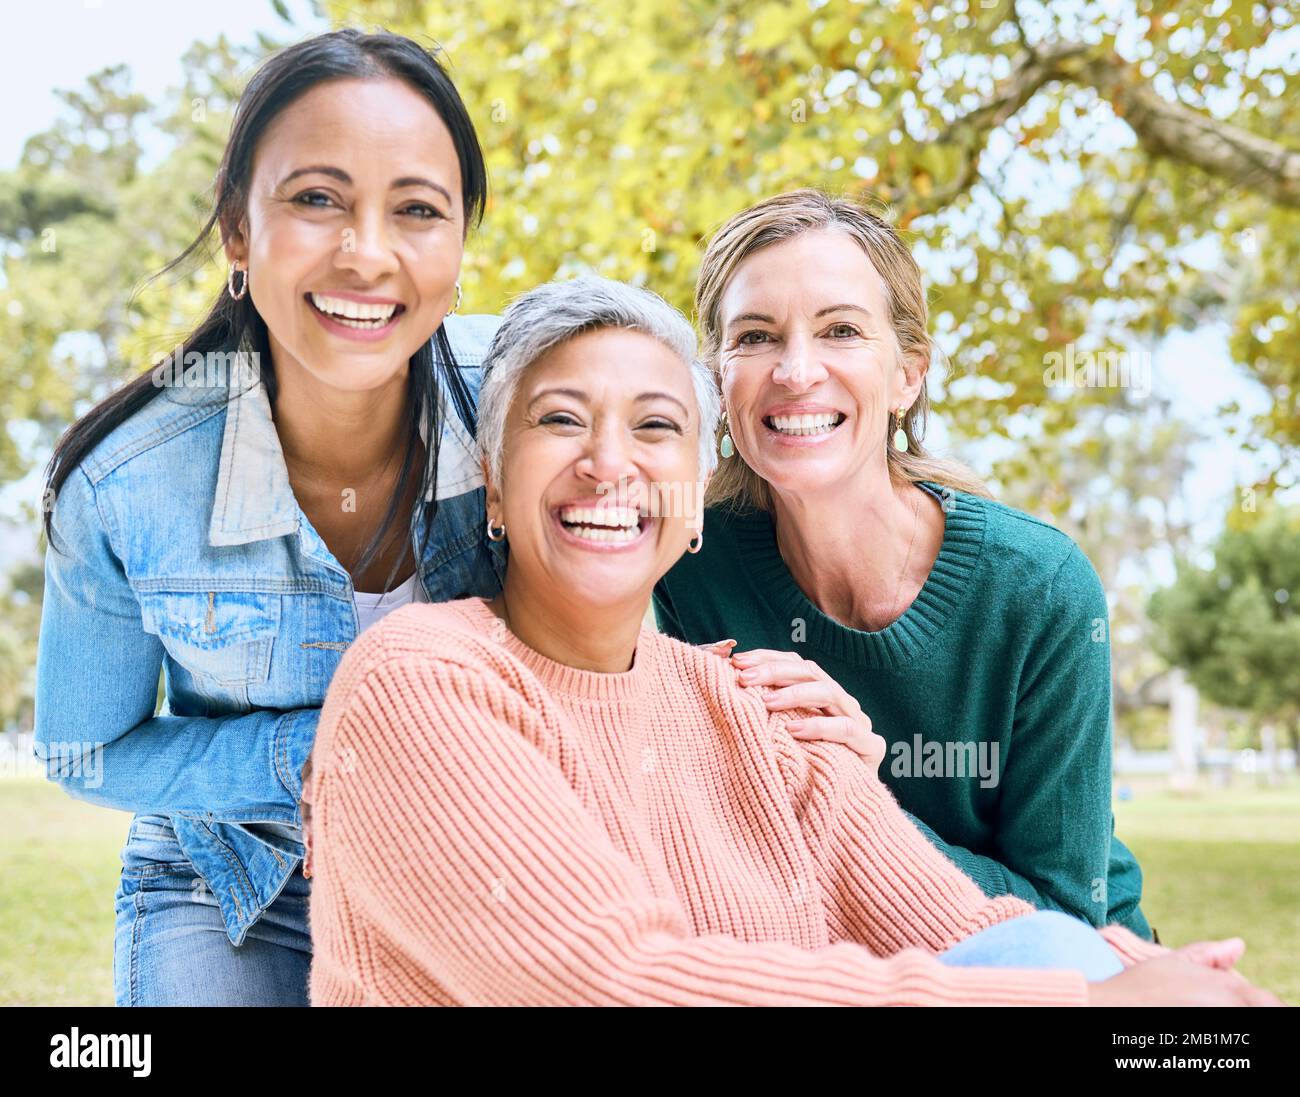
[401, 203, 444, 220]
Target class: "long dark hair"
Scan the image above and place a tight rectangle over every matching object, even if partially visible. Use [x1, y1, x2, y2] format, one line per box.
[42, 28, 488, 588]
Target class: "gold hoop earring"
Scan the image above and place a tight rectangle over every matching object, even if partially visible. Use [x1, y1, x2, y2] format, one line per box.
[687, 529, 704, 554]
[228, 262, 248, 301]
[448, 281, 463, 315]
[486, 518, 506, 542]
[893, 407, 909, 452]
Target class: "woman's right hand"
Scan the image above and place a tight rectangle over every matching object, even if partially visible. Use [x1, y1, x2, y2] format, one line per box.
[1087, 953, 1284, 1006]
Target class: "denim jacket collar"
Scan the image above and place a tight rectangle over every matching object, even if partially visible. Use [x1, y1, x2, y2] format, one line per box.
[208, 335, 299, 548]
[208, 329, 486, 548]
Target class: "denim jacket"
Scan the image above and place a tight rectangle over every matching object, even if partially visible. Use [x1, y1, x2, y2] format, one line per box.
[34, 314, 505, 945]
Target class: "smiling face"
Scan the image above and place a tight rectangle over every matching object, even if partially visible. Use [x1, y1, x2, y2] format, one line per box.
[716, 226, 926, 501]
[223, 76, 464, 393]
[486, 327, 706, 612]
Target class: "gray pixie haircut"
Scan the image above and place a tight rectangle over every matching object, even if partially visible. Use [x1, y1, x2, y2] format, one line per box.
[476, 274, 721, 488]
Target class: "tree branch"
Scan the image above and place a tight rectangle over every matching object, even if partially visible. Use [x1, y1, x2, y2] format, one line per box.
[1068, 51, 1300, 209]
[919, 41, 1091, 214]
[922, 40, 1300, 215]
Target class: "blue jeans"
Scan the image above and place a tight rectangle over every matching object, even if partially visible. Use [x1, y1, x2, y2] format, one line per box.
[113, 814, 311, 1006]
[937, 910, 1125, 982]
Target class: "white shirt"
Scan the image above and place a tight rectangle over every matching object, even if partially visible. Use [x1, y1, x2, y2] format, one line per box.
[354, 572, 429, 636]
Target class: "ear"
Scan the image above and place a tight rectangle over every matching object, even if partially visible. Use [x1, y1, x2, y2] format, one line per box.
[893, 345, 930, 411]
[220, 213, 250, 268]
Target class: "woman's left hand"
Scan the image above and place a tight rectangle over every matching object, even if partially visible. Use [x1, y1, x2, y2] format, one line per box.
[730, 647, 887, 767]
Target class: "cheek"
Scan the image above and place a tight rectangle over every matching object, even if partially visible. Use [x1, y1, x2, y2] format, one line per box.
[249, 224, 317, 298]
[412, 243, 463, 297]
[722, 367, 761, 416]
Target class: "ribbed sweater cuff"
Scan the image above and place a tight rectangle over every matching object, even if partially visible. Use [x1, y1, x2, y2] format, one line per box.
[1099, 923, 1171, 966]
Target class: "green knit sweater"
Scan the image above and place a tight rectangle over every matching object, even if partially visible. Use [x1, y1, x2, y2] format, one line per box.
[653, 481, 1153, 939]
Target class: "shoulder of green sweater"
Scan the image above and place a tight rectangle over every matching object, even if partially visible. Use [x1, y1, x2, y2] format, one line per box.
[656, 502, 764, 594]
[952, 487, 1105, 611]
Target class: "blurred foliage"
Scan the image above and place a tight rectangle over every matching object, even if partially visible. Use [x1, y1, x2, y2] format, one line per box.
[336, 0, 1299, 481]
[1149, 505, 1300, 723]
[1, 0, 1298, 730]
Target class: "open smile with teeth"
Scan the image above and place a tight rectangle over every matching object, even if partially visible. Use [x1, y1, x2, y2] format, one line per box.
[308, 292, 405, 329]
[763, 412, 846, 436]
[556, 505, 648, 543]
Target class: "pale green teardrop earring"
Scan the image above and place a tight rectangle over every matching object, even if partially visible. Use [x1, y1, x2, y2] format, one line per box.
[893, 407, 909, 452]
[719, 412, 735, 459]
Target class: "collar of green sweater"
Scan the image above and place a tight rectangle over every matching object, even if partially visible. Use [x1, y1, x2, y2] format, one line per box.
[719, 481, 987, 669]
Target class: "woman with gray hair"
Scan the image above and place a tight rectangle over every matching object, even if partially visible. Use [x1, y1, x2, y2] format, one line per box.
[301, 274, 1277, 1006]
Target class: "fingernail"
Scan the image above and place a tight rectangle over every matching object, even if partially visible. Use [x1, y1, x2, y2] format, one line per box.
[739, 669, 757, 683]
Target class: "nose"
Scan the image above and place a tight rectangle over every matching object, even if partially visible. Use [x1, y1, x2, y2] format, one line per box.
[575, 417, 640, 493]
[771, 331, 828, 391]
[333, 205, 399, 282]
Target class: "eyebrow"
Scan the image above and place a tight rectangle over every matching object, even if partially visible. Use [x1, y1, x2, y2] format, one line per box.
[527, 387, 691, 418]
[727, 303, 874, 327]
[278, 165, 453, 205]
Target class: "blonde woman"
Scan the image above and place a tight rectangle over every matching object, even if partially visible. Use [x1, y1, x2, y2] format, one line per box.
[655, 189, 1154, 943]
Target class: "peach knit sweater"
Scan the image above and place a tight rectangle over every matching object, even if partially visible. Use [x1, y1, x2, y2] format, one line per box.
[305, 596, 1167, 1006]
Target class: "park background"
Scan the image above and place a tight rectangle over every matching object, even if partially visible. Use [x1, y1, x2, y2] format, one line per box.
[0, 0, 1297, 1004]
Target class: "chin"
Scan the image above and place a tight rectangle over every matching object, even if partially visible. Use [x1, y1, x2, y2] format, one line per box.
[551, 570, 652, 613]
[760, 457, 852, 494]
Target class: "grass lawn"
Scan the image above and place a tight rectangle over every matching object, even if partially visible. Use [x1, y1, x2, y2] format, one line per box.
[0, 779, 131, 1006]
[2, 773, 1296, 1005]
[1113, 774, 1300, 1003]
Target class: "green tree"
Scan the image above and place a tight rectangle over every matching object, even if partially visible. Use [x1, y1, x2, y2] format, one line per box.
[1149, 505, 1300, 747]
[338, 0, 1300, 478]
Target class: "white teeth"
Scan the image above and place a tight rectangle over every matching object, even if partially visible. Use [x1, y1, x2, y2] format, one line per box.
[310, 293, 399, 323]
[557, 505, 643, 543]
[768, 412, 842, 435]
[564, 524, 639, 543]
[557, 506, 640, 529]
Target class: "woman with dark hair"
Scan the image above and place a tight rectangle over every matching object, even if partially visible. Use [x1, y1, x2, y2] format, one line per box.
[33, 28, 502, 1006]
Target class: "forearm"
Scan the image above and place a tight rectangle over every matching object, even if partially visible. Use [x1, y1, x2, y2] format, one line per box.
[904, 810, 1106, 921]
[900, 816, 1166, 967]
[36, 706, 318, 822]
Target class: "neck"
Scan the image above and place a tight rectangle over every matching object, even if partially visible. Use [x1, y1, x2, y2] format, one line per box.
[269, 342, 410, 482]
[489, 574, 646, 674]
[769, 463, 929, 627]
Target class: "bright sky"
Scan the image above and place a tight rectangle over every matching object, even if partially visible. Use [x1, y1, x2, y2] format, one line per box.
[0, 1, 326, 172]
[0, 0, 1290, 583]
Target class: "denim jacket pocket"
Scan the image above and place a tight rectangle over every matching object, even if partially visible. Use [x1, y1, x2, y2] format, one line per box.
[138, 590, 280, 688]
